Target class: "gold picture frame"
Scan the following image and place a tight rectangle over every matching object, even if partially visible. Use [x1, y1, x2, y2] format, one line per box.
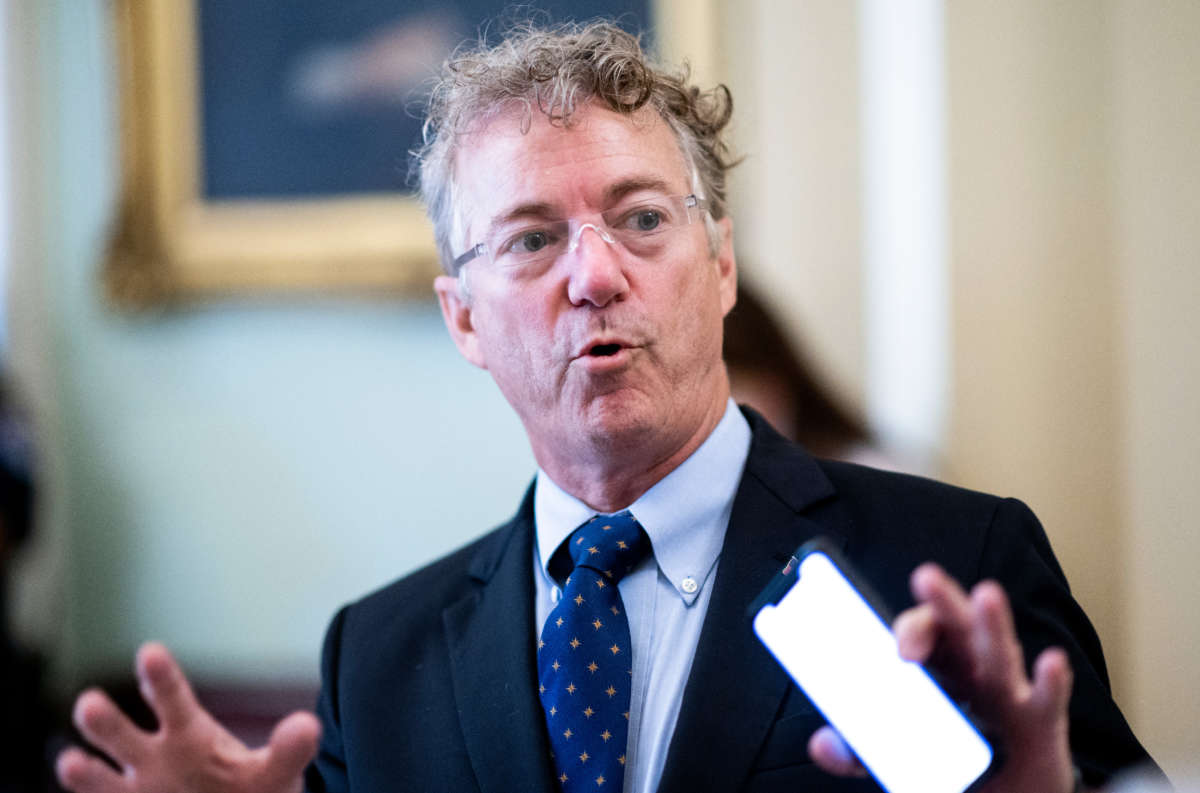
[105, 0, 718, 307]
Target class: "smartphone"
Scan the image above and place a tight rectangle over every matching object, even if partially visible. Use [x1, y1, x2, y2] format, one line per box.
[752, 539, 994, 793]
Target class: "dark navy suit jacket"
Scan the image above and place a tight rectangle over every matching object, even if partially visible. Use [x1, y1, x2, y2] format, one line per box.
[306, 409, 1153, 792]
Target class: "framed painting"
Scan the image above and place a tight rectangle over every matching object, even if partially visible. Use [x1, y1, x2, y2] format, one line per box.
[105, 0, 718, 305]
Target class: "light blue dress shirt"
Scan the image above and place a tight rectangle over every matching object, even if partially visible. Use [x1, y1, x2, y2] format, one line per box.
[534, 399, 752, 793]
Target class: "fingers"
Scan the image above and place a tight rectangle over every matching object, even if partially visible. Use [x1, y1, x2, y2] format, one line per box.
[64, 643, 309, 793]
[893, 604, 937, 662]
[807, 726, 868, 778]
[910, 563, 974, 636]
[897, 563, 978, 690]
[136, 641, 203, 733]
[1030, 647, 1073, 725]
[900, 565, 1034, 715]
[56, 746, 128, 793]
[257, 711, 322, 792]
[72, 688, 147, 769]
[969, 581, 1028, 705]
[994, 646, 1077, 793]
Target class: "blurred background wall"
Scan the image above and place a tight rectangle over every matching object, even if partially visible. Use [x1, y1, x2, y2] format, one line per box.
[720, 0, 1199, 779]
[3, 0, 1196, 782]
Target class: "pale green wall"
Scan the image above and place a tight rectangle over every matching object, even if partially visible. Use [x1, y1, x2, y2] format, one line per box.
[19, 1, 535, 684]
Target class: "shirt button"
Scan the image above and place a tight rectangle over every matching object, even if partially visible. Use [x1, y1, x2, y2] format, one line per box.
[681, 576, 698, 594]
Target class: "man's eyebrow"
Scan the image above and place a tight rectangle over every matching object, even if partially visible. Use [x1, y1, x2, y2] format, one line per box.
[603, 178, 676, 204]
[485, 202, 559, 236]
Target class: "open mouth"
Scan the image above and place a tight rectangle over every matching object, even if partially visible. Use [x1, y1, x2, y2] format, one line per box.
[589, 343, 623, 357]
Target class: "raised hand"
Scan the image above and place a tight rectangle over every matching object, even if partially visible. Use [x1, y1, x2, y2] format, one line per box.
[808, 564, 1077, 793]
[56, 642, 320, 793]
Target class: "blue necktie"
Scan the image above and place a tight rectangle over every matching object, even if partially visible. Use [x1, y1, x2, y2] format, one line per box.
[538, 511, 649, 791]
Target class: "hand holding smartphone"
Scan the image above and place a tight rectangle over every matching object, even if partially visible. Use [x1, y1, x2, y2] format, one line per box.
[753, 540, 994, 793]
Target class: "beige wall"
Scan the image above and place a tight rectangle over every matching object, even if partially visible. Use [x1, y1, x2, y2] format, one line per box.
[719, 0, 1199, 780]
[944, 0, 1123, 694]
[1111, 0, 1200, 776]
[720, 0, 866, 413]
[946, 0, 1199, 778]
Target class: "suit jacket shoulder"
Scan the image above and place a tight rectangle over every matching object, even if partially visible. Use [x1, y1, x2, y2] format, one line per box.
[306, 484, 559, 793]
[659, 408, 1155, 791]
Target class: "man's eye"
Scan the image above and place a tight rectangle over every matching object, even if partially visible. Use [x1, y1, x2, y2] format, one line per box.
[635, 211, 662, 231]
[619, 209, 664, 232]
[509, 230, 552, 254]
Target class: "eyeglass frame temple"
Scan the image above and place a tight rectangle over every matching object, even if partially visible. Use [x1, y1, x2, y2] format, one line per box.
[453, 242, 487, 274]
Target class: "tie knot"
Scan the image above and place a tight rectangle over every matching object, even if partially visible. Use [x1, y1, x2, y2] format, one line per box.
[566, 511, 648, 582]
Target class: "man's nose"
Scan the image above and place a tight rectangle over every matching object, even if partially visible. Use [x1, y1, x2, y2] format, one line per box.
[565, 223, 629, 307]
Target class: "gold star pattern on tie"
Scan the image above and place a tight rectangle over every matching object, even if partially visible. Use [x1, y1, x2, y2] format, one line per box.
[538, 511, 649, 793]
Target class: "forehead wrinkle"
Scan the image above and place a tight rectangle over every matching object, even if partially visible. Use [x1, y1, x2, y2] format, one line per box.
[453, 102, 692, 247]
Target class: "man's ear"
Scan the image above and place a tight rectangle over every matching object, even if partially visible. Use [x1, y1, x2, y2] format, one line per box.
[434, 274, 488, 369]
[714, 216, 737, 316]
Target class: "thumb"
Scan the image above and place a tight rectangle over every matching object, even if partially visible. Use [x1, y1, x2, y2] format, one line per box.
[808, 726, 869, 778]
[258, 710, 322, 792]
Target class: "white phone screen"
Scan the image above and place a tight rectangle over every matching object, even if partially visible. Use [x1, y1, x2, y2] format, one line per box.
[753, 551, 993, 793]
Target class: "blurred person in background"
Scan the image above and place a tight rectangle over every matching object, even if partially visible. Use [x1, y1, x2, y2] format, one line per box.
[724, 282, 898, 469]
[0, 373, 55, 792]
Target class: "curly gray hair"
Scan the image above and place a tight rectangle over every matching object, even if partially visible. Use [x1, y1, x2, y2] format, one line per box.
[414, 20, 736, 274]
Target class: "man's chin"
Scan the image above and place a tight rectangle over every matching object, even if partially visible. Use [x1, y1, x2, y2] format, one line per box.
[575, 391, 658, 446]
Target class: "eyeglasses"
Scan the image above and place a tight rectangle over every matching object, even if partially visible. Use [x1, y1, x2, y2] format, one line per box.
[453, 194, 710, 275]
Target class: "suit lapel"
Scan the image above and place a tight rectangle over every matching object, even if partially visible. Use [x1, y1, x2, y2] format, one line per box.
[443, 489, 558, 793]
[657, 411, 850, 793]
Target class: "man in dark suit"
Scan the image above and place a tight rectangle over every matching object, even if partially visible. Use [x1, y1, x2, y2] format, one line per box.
[57, 20, 1156, 793]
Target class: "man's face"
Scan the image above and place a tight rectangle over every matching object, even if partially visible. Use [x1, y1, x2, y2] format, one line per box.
[435, 102, 736, 478]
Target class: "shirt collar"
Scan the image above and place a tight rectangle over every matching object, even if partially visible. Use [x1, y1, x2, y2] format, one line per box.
[534, 399, 751, 605]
